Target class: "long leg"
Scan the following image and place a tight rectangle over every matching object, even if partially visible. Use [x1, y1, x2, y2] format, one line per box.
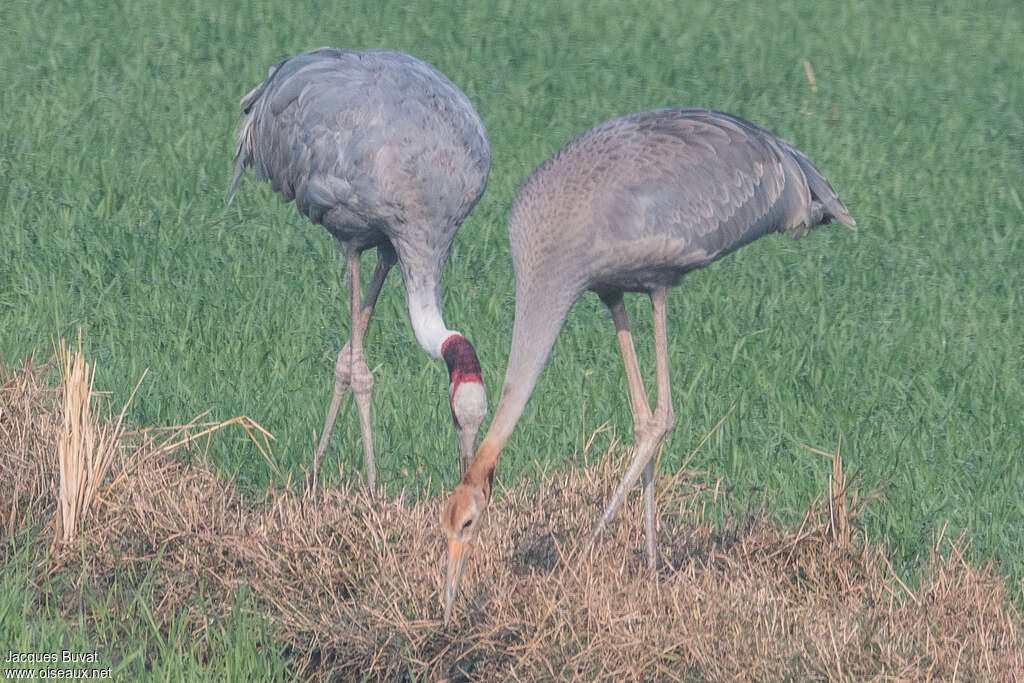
[309, 245, 396, 492]
[578, 288, 674, 570]
[346, 249, 376, 492]
[603, 293, 652, 427]
[647, 288, 675, 563]
[603, 294, 658, 567]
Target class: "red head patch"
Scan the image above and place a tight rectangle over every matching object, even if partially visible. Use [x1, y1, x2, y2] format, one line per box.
[441, 334, 483, 387]
[441, 335, 484, 428]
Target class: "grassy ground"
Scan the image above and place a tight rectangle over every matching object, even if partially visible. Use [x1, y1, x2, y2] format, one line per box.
[1, 0, 1022, 672]
[1, 544, 293, 679]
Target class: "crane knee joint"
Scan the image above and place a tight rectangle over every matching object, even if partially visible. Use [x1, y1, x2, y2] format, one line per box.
[351, 361, 374, 397]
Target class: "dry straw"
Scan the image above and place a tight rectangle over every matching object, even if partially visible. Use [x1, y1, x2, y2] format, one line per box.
[53, 331, 143, 547]
[2, 346, 1022, 680]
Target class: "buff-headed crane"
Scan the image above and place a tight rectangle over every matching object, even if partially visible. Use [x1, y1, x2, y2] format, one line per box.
[441, 108, 855, 624]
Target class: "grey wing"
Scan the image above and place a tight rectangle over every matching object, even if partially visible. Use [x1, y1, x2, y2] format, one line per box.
[509, 108, 853, 297]
[228, 52, 400, 238]
[228, 48, 341, 207]
[229, 50, 377, 222]
[602, 109, 850, 254]
[588, 111, 791, 258]
[688, 109, 855, 235]
[228, 49, 489, 233]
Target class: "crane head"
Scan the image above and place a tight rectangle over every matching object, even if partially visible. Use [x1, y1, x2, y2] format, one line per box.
[440, 481, 489, 626]
[442, 335, 488, 473]
[451, 381, 487, 472]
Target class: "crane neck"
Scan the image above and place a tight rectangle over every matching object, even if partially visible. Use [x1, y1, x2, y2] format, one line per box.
[405, 278, 486, 435]
[459, 284, 578, 500]
[464, 436, 501, 499]
[407, 286, 457, 361]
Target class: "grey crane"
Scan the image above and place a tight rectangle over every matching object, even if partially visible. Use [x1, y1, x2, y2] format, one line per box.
[440, 108, 855, 624]
[228, 48, 490, 492]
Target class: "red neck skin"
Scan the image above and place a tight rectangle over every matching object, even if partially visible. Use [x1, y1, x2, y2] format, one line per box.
[441, 334, 483, 428]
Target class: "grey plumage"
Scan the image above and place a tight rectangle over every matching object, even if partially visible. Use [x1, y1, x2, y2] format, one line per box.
[442, 107, 855, 624]
[230, 47, 490, 491]
[230, 47, 489, 278]
[499, 108, 855, 428]
[513, 108, 853, 294]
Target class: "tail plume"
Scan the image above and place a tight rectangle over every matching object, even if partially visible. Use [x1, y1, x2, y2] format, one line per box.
[783, 141, 856, 231]
[226, 65, 278, 207]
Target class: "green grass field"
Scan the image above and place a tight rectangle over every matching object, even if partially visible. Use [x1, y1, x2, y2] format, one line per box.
[2, 0, 1022, 675]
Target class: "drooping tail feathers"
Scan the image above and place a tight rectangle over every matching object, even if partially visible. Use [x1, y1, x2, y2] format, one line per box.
[226, 63, 281, 207]
[782, 140, 856, 231]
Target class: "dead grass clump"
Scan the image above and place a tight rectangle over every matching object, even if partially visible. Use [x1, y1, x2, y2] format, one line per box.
[0, 356, 60, 541]
[54, 334, 141, 547]
[1, 354, 1022, 680]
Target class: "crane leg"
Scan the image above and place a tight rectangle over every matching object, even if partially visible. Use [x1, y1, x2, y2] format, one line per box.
[309, 245, 396, 493]
[647, 287, 675, 562]
[603, 294, 658, 568]
[602, 293, 653, 428]
[578, 289, 674, 571]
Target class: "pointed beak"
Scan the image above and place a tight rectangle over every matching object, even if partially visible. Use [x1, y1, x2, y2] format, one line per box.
[443, 537, 469, 626]
[456, 427, 477, 476]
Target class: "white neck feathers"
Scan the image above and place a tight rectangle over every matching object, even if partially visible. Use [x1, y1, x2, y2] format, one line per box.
[407, 287, 457, 360]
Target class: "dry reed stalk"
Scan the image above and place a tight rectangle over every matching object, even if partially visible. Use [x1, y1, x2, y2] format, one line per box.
[48, 332, 275, 552]
[53, 332, 142, 547]
[803, 58, 819, 93]
[803, 437, 851, 550]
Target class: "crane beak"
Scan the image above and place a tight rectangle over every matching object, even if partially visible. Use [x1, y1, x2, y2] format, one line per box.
[443, 537, 469, 626]
[456, 428, 477, 475]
